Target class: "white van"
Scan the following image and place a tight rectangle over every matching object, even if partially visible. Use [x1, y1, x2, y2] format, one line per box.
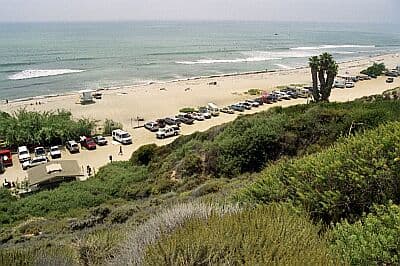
[207, 103, 220, 116]
[112, 129, 132, 145]
[18, 146, 31, 163]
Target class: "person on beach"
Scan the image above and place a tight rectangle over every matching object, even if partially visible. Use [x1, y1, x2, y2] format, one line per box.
[118, 146, 123, 156]
[87, 165, 92, 176]
[109, 155, 113, 163]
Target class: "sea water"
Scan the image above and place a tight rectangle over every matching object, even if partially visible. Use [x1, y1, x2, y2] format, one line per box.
[0, 21, 399, 100]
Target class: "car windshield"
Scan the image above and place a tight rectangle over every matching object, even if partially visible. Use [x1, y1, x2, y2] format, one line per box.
[51, 147, 58, 151]
[20, 151, 28, 155]
[121, 133, 130, 138]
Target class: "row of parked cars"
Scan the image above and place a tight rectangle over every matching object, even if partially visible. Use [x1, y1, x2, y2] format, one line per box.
[16, 129, 133, 170]
[144, 104, 221, 139]
[144, 88, 311, 139]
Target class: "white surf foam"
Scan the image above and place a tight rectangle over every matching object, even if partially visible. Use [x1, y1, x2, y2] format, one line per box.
[8, 69, 85, 80]
[290, 45, 375, 50]
[176, 56, 281, 65]
[275, 64, 294, 70]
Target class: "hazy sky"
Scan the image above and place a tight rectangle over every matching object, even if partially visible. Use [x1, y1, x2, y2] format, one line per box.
[0, 0, 399, 23]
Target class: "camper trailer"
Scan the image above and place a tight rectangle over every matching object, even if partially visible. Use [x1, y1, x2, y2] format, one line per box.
[79, 90, 95, 104]
[207, 103, 220, 116]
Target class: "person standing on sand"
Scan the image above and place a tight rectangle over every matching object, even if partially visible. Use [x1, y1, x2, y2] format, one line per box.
[118, 146, 123, 156]
[109, 155, 113, 163]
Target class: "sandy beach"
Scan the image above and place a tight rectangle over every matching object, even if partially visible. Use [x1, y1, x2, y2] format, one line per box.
[1, 53, 400, 183]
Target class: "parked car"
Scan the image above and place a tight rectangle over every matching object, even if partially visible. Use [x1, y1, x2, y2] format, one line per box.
[287, 91, 299, 98]
[93, 136, 108, 146]
[191, 112, 205, 121]
[176, 114, 195, 125]
[66, 140, 80, 153]
[112, 129, 132, 145]
[80, 136, 97, 150]
[221, 107, 235, 114]
[198, 108, 212, 119]
[253, 98, 264, 105]
[386, 71, 399, 77]
[165, 117, 181, 126]
[270, 92, 283, 101]
[0, 150, 13, 167]
[34, 146, 46, 157]
[245, 100, 260, 107]
[49, 146, 61, 159]
[18, 146, 31, 163]
[22, 156, 48, 170]
[145, 121, 159, 132]
[156, 119, 167, 128]
[334, 80, 346, 88]
[156, 126, 180, 139]
[386, 77, 394, 83]
[239, 102, 252, 110]
[275, 91, 291, 100]
[345, 82, 355, 88]
[230, 104, 245, 112]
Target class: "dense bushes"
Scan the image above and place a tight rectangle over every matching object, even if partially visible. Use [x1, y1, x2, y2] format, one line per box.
[0, 162, 148, 225]
[360, 62, 386, 77]
[241, 122, 400, 224]
[103, 119, 123, 136]
[331, 203, 400, 265]
[144, 204, 338, 265]
[0, 109, 95, 148]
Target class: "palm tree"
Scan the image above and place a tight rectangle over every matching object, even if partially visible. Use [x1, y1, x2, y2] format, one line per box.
[309, 53, 338, 102]
[309, 56, 320, 102]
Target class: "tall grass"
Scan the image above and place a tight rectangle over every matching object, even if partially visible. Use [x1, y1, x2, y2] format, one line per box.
[108, 202, 240, 266]
[143, 204, 341, 265]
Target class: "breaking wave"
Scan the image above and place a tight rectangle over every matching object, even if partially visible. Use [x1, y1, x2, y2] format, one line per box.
[8, 69, 85, 80]
[290, 45, 375, 50]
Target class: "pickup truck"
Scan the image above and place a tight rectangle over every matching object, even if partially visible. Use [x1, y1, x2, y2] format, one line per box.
[22, 156, 48, 170]
[156, 126, 180, 139]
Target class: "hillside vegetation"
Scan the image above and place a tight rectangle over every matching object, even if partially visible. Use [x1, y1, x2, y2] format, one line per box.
[1, 98, 400, 265]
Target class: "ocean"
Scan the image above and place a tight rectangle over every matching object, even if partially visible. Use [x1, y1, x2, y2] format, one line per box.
[1, 21, 400, 100]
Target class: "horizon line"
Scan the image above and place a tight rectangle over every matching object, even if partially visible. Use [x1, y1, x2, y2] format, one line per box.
[0, 19, 396, 25]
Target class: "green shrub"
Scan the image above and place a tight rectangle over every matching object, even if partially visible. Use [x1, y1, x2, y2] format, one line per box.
[103, 119, 123, 136]
[360, 62, 386, 77]
[241, 122, 400, 224]
[191, 179, 226, 197]
[331, 203, 400, 265]
[247, 88, 261, 95]
[179, 153, 203, 177]
[179, 107, 196, 113]
[144, 204, 339, 265]
[0, 109, 95, 148]
[130, 144, 158, 166]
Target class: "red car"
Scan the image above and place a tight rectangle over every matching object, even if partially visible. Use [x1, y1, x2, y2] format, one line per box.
[0, 150, 13, 167]
[80, 136, 97, 150]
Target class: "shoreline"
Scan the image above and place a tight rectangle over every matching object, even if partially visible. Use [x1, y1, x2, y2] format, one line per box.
[3, 52, 394, 104]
